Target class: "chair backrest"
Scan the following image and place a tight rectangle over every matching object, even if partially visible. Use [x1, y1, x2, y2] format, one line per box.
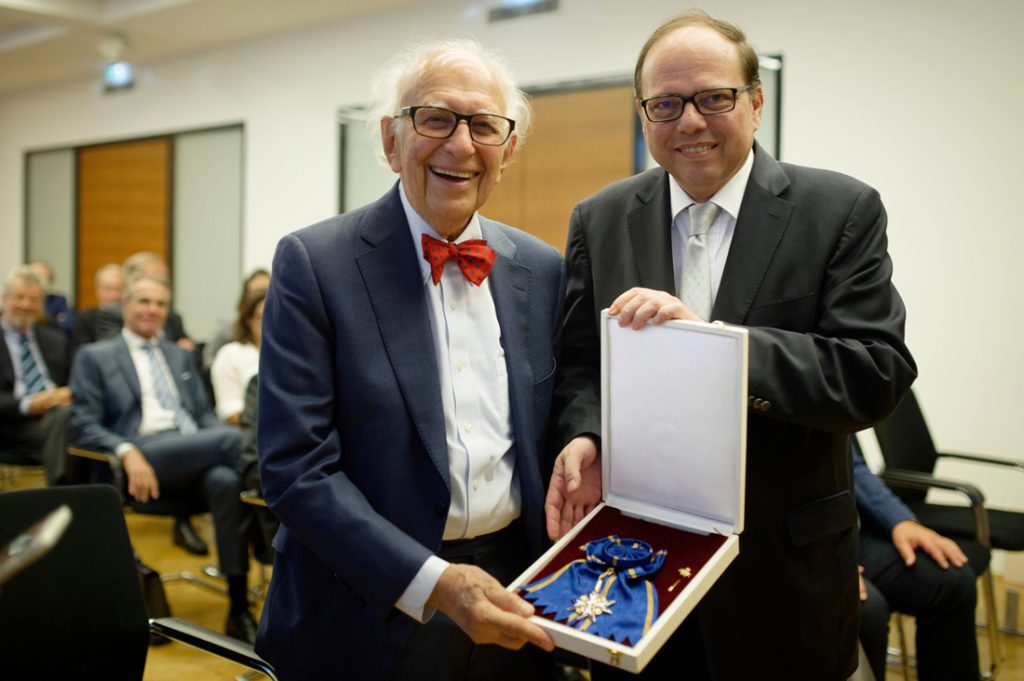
[0, 485, 149, 680]
[873, 390, 940, 474]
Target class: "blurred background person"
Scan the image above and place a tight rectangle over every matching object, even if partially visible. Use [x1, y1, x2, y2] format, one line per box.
[210, 288, 265, 425]
[204, 268, 270, 369]
[28, 259, 74, 336]
[122, 251, 194, 351]
[72, 263, 125, 349]
[1, 265, 73, 484]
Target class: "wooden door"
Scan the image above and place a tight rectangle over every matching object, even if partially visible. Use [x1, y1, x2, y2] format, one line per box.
[76, 138, 170, 309]
[485, 85, 636, 252]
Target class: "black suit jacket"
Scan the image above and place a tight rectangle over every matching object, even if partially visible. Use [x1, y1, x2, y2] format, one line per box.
[0, 324, 70, 423]
[553, 144, 917, 679]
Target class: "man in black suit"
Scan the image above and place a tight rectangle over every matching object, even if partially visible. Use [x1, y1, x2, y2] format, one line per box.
[0, 266, 72, 484]
[70, 274, 256, 643]
[545, 10, 917, 680]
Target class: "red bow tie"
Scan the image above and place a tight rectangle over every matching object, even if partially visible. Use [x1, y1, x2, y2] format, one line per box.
[421, 233, 496, 286]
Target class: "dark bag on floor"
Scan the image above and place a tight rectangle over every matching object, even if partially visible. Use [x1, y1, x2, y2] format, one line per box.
[137, 558, 171, 618]
[136, 558, 172, 646]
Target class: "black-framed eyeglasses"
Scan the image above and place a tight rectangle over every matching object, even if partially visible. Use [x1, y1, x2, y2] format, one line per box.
[639, 83, 758, 122]
[397, 106, 516, 146]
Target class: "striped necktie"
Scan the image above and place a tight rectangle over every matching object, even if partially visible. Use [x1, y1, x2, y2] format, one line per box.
[142, 343, 198, 435]
[18, 334, 45, 396]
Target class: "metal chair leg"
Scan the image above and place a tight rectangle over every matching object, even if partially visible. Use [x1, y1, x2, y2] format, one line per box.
[980, 569, 1001, 679]
[894, 612, 912, 681]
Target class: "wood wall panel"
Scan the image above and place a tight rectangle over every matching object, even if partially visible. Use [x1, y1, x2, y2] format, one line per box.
[485, 85, 635, 252]
[76, 138, 170, 309]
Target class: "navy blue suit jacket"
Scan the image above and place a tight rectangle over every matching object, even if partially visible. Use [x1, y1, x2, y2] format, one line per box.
[255, 185, 565, 680]
[70, 336, 218, 449]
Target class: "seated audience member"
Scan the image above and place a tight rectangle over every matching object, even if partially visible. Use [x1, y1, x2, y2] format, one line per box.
[72, 263, 126, 348]
[211, 289, 265, 425]
[853, 441, 979, 681]
[122, 251, 193, 350]
[70, 273, 256, 643]
[204, 268, 270, 368]
[28, 260, 74, 336]
[0, 266, 73, 484]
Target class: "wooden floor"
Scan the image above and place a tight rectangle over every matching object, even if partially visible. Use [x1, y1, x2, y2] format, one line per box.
[4, 466, 1024, 680]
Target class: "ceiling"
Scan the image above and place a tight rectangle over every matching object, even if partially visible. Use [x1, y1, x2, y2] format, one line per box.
[0, 0, 421, 96]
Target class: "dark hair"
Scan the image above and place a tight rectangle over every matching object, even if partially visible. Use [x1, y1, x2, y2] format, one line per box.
[633, 9, 760, 99]
[232, 288, 267, 345]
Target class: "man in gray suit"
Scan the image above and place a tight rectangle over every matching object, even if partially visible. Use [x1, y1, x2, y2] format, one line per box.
[545, 10, 917, 680]
[70, 274, 255, 642]
[256, 38, 561, 681]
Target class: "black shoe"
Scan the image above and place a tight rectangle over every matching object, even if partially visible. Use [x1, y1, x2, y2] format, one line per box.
[172, 518, 209, 556]
[225, 609, 258, 646]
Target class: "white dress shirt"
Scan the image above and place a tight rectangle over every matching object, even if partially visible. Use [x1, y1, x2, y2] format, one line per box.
[113, 329, 182, 456]
[394, 181, 520, 622]
[210, 340, 259, 420]
[669, 149, 755, 313]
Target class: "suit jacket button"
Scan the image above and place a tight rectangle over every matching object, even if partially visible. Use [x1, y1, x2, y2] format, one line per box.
[434, 501, 447, 516]
[761, 400, 772, 412]
[752, 398, 763, 410]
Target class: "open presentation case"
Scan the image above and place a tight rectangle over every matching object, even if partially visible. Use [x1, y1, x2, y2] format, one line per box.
[510, 312, 748, 673]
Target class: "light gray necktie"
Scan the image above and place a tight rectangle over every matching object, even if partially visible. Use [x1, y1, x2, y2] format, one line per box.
[680, 202, 721, 320]
[142, 343, 198, 435]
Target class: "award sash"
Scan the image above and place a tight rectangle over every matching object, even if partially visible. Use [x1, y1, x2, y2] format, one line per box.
[519, 535, 667, 645]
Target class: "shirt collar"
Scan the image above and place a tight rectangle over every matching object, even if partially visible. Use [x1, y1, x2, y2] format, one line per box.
[122, 327, 158, 351]
[1, 321, 33, 341]
[669, 147, 755, 223]
[398, 181, 484, 286]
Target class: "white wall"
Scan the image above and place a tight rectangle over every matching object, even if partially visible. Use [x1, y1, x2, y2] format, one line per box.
[1, 0, 1022, 568]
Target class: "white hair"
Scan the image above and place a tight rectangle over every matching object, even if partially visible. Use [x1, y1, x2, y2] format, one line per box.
[365, 37, 531, 166]
[3, 265, 45, 296]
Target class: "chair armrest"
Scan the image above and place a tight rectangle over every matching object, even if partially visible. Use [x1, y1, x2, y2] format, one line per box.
[240, 489, 268, 508]
[149, 617, 277, 680]
[938, 451, 1024, 474]
[879, 468, 992, 548]
[66, 446, 120, 470]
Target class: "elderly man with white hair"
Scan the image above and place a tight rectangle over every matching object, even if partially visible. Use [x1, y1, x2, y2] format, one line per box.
[255, 38, 563, 680]
[0, 265, 72, 484]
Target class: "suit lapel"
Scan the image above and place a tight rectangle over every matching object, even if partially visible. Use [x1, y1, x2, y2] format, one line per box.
[114, 337, 142, 402]
[482, 220, 533, 447]
[161, 340, 197, 415]
[357, 188, 450, 490]
[713, 145, 794, 324]
[628, 170, 676, 293]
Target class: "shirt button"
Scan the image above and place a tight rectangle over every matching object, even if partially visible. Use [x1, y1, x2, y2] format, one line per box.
[455, 362, 464, 372]
[473, 479, 480, 491]
[464, 423, 473, 433]
[449, 301, 457, 310]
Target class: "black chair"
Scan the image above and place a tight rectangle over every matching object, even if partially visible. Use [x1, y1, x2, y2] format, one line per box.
[0, 485, 275, 680]
[874, 389, 1024, 677]
[67, 446, 226, 595]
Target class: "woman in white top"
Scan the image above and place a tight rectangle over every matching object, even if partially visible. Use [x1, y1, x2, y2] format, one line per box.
[211, 288, 265, 424]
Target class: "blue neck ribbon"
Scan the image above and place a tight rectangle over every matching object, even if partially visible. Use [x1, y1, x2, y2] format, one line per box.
[520, 535, 667, 645]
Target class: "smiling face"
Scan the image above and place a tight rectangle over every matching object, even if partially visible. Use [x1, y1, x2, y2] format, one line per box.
[381, 53, 516, 239]
[639, 25, 763, 202]
[1, 277, 44, 333]
[122, 278, 170, 340]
